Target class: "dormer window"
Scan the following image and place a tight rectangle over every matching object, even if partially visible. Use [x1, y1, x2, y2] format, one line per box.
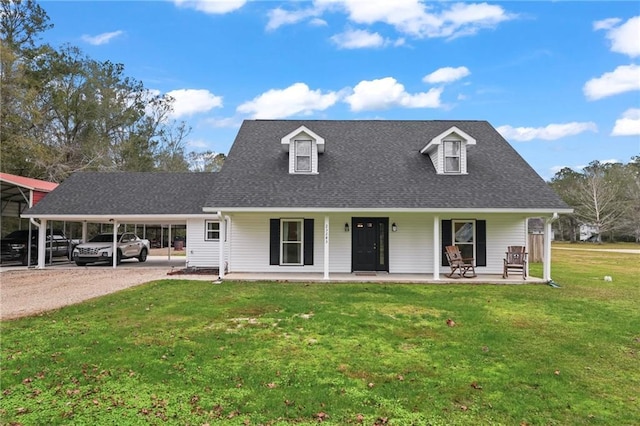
[281, 125, 325, 174]
[443, 140, 461, 173]
[420, 126, 476, 175]
[295, 140, 312, 172]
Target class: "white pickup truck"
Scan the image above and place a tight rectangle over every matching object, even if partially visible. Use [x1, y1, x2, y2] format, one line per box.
[73, 232, 150, 266]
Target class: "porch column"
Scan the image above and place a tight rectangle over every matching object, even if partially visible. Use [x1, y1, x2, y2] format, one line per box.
[112, 220, 118, 269]
[543, 216, 553, 281]
[168, 224, 172, 261]
[323, 215, 330, 280]
[81, 221, 88, 243]
[433, 216, 440, 280]
[218, 212, 225, 280]
[37, 219, 47, 269]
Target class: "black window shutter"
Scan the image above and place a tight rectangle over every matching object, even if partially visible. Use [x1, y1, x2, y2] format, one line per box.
[476, 220, 487, 267]
[269, 219, 280, 265]
[304, 219, 314, 265]
[441, 220, 452, 267]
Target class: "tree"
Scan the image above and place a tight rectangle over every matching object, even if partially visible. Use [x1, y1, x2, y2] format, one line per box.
[0, 0, 53, 176]
[619, 157, 640, 242]
[550, 167, 582, 241]
[188, 151, 225, 172]
[155, 121, 191, 172]
[572, 161, 626, 242]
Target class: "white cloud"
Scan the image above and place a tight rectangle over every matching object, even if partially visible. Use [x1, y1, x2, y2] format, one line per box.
[345, 77, 442, 111]
[583, 64, 640, 100]
[205, 116, 243, 128]
[173, 0, 246, 14]
[166, 89, 223, 118]
[330, 29, 387, 49]
[611, 108, 640, 136]
[595, 15, 640, 57]
[496, 122, 598, 141]
[267, 0, 516, 40]
[81, 30, 124, 46]
[187, 139, 210, 149]
[236, 83, 340, 119]
[423, 66, 470, 84]
[267, 6, 320, 31]
[593, 17, 621, 31]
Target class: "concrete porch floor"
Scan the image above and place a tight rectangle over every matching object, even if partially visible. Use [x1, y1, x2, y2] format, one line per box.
[222, 272, 545, 285]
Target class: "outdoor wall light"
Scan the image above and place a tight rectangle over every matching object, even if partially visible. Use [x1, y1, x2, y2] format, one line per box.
[344, 223, 350, 232]
[391, 222, 398, 232]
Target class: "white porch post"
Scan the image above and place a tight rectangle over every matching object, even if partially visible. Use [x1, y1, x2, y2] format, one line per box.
[543, 216, 553, 281]
[324, 215, 330, 280]
[81, 221, 88, 243]
[218, 212, 225, 280]
[168, 224, 172, 261]
[112, 221, 118, 269]
[433, 216, 440, 280]
[524, 217, 530, 277]
[37, 219, 47, 269]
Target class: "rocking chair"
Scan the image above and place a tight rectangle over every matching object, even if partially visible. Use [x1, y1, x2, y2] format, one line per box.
[445, 245, 477, 278]
[503, 246, 527, 279]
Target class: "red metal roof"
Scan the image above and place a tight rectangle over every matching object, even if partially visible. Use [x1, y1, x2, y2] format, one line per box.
[0, 172, 58, 192]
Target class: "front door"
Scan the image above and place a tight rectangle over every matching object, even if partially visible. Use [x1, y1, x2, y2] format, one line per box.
[352, 218, 389, 271]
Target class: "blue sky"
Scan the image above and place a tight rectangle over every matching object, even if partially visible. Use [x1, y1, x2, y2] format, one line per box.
[40, 0, 639, 179]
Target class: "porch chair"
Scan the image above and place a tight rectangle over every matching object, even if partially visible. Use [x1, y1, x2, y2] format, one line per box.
[444, 245, 477, 278]
[503, 246, 527, 279]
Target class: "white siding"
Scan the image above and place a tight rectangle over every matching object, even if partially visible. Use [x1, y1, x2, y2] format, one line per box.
[186, 218, 221, 268]
[389, 213, 433, 273]
[228, 213, 354, 273]
[438, 214, 527, 275]
[223, 212, 528, 275]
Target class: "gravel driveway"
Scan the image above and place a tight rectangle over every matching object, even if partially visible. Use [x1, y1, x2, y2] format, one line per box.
[0, 262, 215, 321]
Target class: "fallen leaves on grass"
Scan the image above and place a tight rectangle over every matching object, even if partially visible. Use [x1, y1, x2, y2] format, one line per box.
[316, 411, 328, 422]
[471, 382, 483, 390]
[446, 318, 456, 327]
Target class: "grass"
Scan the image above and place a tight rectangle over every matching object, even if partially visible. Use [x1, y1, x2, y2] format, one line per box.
[1, 251, 639, 425]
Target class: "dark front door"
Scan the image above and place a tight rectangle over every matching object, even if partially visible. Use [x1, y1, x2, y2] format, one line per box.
[352, 218, 389, 271]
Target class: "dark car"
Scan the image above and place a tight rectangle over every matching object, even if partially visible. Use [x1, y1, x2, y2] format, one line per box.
[0, 229, 74, 265]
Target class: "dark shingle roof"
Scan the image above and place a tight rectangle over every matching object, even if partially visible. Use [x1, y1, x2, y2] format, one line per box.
[25, 172, 216, 216]
[24, 120, 570, 216]
[205, 120, 569, 210]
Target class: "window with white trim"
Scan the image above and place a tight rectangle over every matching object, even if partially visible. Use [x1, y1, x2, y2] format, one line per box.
[281, 219, 303, 265]
[453, 220, 475, 260]
[294, 140, 312, 172]
[444, 140, 461, 173]
[205, 221, 220, 241]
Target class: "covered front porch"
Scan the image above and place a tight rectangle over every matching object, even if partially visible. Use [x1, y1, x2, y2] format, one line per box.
[222, 272, 547, 285]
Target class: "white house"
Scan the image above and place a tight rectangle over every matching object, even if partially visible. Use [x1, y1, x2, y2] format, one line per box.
[23, 120, 572, 281]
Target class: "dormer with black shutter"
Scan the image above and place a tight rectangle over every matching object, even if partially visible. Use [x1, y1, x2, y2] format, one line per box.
[281, 125, 325, 174]
[420, 126, 476, 174]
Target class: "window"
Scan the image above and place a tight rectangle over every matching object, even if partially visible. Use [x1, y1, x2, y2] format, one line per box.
[444, 140, 461, 173]
[281, 219, 303, 265]
[295, 140, 312, 172]
[453, 220, 475, 260]
[205, 221, 220, 241]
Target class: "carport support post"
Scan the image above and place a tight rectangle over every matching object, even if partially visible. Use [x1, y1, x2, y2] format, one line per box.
[432, 216, 440, 280]
[82, 221, 88, 243]
[37, 219, 47, 269]
[167, 225, 171, 261]
[112, 221, 118, 269]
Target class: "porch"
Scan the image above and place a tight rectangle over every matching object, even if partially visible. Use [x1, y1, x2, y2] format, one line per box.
[222, 272, 546, 285]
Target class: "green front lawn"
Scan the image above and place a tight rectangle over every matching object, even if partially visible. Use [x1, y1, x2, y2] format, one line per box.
[1, 251, 638, 425]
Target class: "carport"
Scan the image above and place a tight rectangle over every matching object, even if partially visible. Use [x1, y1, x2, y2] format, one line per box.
[1, 172, 58, 229]
[1, 172, 62, 266]
[20, 172, 220, 269]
